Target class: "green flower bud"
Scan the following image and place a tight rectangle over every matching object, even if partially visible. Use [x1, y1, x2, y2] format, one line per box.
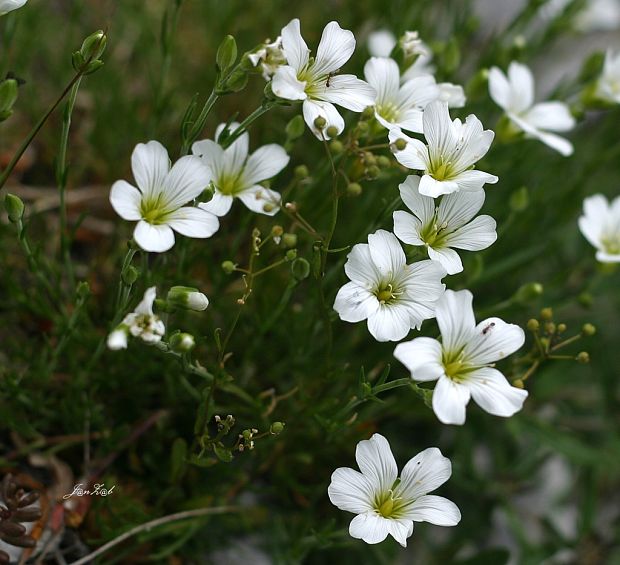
[578, 292, 593, 307]
[363, 152, 377, 166]
[367, 165, 380, 179]
[76, 281, 90, 299]
[330, 140, 344, 154]
[513, 282, 543, 304]
[167, 286, 209, 311]
[393, 138, 407, 151]
[216, 35, 238, 73]
[270, 421, 285, 434]
[0, 79, 19, 122]
[326, 125, 339, 138]
[282, 233, 297, 248]
[509, 186, 529, 212]
[221, 68, 249, 93]
[73, 30, 107, 74]
[285, 115, 305, 140]
[540, 307, 553, 321]
[313, 116, 327, 130]
[121, 265, 139, 285]
[576, 351, 590, 364]
[262, 202, 276, 213]
[356, 121, 369, 133]
[271, 225, 284, 238]
[544, 322, 556, 334]
[527, 318, 540, 332]
[285, 249, 298, 261]
[222, 260, 236, 274]
[170, 332, 196, 353]
[557, 323, 567, 333]
[581, 323, 596, 336]
[347, 182, 362, 197]
[377, 155, 391, 168]
[294, 165, 309, 179]
[4, 193, 24, 223]
[291, 257, 310, 281]
[513, 378, 524, 389]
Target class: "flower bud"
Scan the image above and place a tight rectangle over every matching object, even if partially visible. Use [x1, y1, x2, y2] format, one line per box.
[262, 202, 276, 213]
[576, 351, 590, 364]
[167, 286, 209, 311]
[356, 121, 369, 133]
[0, 78, 19, 122]
[526, 318, 540, 332]
[513, 282, 543, 304]
[347, 182, 362, 197]
[313, 116, 327, 130]
[107, 327, 128, 350]
[4, 193, 24, 223]
[222, 260, 236, 274]
[291, 257, 310, 281]
[377, 155, 391, 168]
[366, 165, 380, 179]
[121, 265, 139, 285]
[216, 35, 238, 73]
[73, 30, 107, 74]
[361, 106, 375, 120]
[581, 323, 596, 336]
[363, 152, 377, 166]
[540, 307, 553, 321]
[270, 421, 285, 434]
[282, 233, 297, 248]
[285, 115, 305, 140]
[285, 249, 298, 261]
[393, 138, 407, 151]
[544, 322, 556, 334]
[330, 140, 344, 154]
[509, 186, 529, 212]
[271, 225, 284, 238]
[294, 165, 309, 179]
[326, 125, 339, 138]
[557, 323, 567, 333]
[76, 281, 90, 300]
[170, 332, 196, 353]
[513, 378, 524, 389]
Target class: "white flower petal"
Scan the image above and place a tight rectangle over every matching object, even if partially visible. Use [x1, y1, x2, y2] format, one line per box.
[395, 447, 452, 500]
[367, 230, 406, 277]
[364, 57, 399, 105]
[467, 367, 528, 417]
[439, 82, 466, 108]
[107, 328, 128, 350]
[423, 101, 458, 157]
[406, 495, 461, 526]
[349, 513, 391, 545]
[452, 169, 498, 192]
[134, 286, 157, 316]
[437, 190, 485, 229]
[524, 102, 575, 132]
[355, 434, 397, 494]
[388, 130, 429, 170]
[393, 337, 444, 382]
[488, 67, 511, 111]
[334, 281, 379, 323]
[509, 112, 573, 156]
[393, 210, 425, 246]
[393, 109, 424, 133]
[198, 192, 234, 217]
[241, 144, 290, 186]
[314, 21, 356, 76]
[344, 243, 380, 287]
[427, 246, 463, 275]
[131, 141, 170, 199]
[436, 289, 475, 357]
[465, 316, 525, 365]
[328, 467, 375, 514]
[272, 65, 307, 101]
[317, 74, 376, 112]
[444, 215, 497, 251]
[398, 175, 435, 225]
[418, 174, 459, 198]
[367, 30, 396, 58]
[507, 61, 534, 113]
[236, 185, 282, 216]
[166, 206, 219, 238]
[451, 115, 495, 172]
[432, 375, 471, 425]
[302, 99, 344, 139]
[110, 180, 142, 221]
[220, 129, 250, 177]
[367, 305, 413, 342]
[163, 155, 210, 210]
[280, 18, 310, 71]
[191, 139, 221, 179]
[387, 519, 414, 547]
[133, 221, 175, 253]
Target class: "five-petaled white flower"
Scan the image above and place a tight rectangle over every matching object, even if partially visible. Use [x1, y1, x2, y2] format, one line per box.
[192, 123, 289, 217]
[394, 289, 527, 425]
[596, 50, 620, 105]
[107, 287, 166, 350]
[0, 0, 27, 16]
[271, 19, 376, 139]
[367, 30, 396, 58]
[333, 229, 446, 342]
[248, 36, 286, 80]
[110, 141, 218, 253]
[488, 61, 576, 157]
[328, 433, 460, 547]
[578, 194, 620, 263]
[393, 175, 497, 274]
[389, 101, 498, 198]
[364, 57, 439, 133]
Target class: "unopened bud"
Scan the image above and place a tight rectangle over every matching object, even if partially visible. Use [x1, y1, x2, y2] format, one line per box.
[222, 260, 236, 274]
[291, 257, 310, 281]
[367, 165, 380, 179]
[557, 323, 567, 333]
[313, 116, 327, 130]
[377, 155, 391, 168]
[270, 421, 285, 434]
[76, 281, 90, 300]
[527, 319, 540, 332]
[576, 351, 590, 364]
[122, 265, 139, 285]
[294, 165, 309, 179]
[167, 286, 209, 311]
[170, 332, 196, 353]
[347, 182, 362, 197]
[393, 138, 407, 151]
[73, 30, 107, 74]
[581, 323, 596, 336]
[513, 379, 524, 389]
[514, 282, 543, 304]
[286, 115, 305, 140]
[216, 35, 238, 73]
[262, 202, 276, 213]
[356, 121, 369, 133]
[326, 125, 339, 138]
[363, 152, 376, 166]
[361, 106, 374, 120]
[544, 322, 556, 334]
[330, 139, 344, 154]
[0, 78, 19, 122]
[540, 307, 553, 321]
[282, 233, 297, 248]
[285, 249, 297, 261]
[4, 193, 24, 223]
[271, 225, 284, 238]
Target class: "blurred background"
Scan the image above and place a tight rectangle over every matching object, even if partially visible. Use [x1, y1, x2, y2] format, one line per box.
[1, 1, 620, 563]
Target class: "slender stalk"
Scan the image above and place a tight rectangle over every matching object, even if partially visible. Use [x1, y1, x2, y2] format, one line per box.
[181, 90, 219, 155]
[221, 102, 275, 149]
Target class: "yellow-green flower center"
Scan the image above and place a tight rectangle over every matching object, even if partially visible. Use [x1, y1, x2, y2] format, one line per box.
[419, 213, 450, 248]
[429, 158, 455, 181]
[140, 195, 171, 225]
[375, 283, 402, 305]
[373, 489, 408, 519]
[442, 349, 471, 382]
[601, 232, 620, 255]
[377, 102, 400, 123]
[217, 173, 243, 196]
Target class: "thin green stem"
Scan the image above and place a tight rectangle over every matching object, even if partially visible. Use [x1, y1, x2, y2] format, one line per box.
[221, 101, 275, 149]
[181, 90, 219, 155]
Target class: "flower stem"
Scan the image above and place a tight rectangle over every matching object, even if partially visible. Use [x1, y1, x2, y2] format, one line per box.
[181, 90, 219, 155]
[221, 101, 276, 149]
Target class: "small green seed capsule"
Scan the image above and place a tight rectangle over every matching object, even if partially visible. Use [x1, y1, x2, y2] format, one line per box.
[294, 165, 309, 179]
[330, 140, 344, 154]
[367, 165, 380, 179]
[540, 307, 553, 321]
[4, 193, 24, 223]
[313, 116, 327, 130]
[347, 182, 362, 197]
[222, 260, 236, 274]
[282, 233, 298, 248]
[326, 125, 339, 138]
[581, 323, 596, 336]
[394, 138, 407, 151]
[377, 155, 391, 168]
[270, 421, 285, 434]
[576, 351, 590, 364]
[526, 319, 540, 332]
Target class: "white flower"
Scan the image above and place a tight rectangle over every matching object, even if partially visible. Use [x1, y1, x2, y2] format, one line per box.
[540, 0, 620, 32]
[364, 57, 439, 133]
[248, 36, 286, 80]
[488, 61, 576, 157]
[271, 19, 376, 139]
[167, 285, 209, 311]
[389, 101, 498, 198]
[596, 50, 620, 104]
[394, 289, 527, 425]
[110, 141, 218, 253]
[328, 433, 460, 547]
[107, 287, 166, 350]
[333, 229, 446, 342]
[393, 176, 497, 275]
[578, 194, 620, 262]
[367, 30, 396, 58]
[192, 123, 289, 217]
[0, 0, 27, 16]
[399, 31, 427, 59]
